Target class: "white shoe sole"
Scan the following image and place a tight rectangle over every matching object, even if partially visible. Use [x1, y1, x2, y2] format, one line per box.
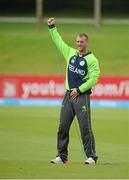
[85, 161, 96, 165]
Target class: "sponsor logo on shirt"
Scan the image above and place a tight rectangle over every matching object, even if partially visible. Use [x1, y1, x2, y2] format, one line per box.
[71, 57, 76, 63]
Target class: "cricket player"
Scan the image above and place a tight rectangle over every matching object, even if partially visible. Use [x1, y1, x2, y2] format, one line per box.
[47, 17, 100, 165]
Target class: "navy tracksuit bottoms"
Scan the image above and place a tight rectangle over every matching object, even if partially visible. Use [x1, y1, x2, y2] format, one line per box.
[57, 91, 98, 161]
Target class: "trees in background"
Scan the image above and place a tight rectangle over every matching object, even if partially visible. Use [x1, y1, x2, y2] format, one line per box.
[0, 0, 129, 16]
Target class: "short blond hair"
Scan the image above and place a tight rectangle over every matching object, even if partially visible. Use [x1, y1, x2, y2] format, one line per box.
[77, 33, 88, 40]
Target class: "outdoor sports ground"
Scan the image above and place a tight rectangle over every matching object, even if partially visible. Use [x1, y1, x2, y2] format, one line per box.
[0, 23, 129, 179]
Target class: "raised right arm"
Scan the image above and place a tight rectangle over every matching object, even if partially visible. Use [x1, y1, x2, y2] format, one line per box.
[47, 17, 72, 61]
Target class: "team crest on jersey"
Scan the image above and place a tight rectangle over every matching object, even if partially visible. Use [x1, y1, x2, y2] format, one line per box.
[80, 60, 85, 66]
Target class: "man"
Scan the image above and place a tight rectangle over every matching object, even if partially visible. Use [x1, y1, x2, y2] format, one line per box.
[47, 17, 100, 165]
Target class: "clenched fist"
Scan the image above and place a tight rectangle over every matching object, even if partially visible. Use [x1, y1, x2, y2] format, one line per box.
[47, 17, 55, 26]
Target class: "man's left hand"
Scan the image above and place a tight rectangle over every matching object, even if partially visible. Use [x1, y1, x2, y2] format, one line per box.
[70, 88, 79, 100]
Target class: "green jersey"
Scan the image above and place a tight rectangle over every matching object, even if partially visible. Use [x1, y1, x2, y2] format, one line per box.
[49, 26, 100, 94]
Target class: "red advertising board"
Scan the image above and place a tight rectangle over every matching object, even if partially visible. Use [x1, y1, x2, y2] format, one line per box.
[92, 76, 129, 100]
[0, 75, 129, 100]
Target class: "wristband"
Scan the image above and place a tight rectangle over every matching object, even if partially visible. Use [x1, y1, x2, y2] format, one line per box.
[77, 88, 82, 94]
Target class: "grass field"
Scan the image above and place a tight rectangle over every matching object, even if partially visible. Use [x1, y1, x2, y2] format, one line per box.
[0, 23, 129, 75]
[0, 107, 128, 179]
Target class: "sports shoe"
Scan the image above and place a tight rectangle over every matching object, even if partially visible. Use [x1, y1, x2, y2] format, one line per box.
[50, 156, 68, 164]
[85, 157, 96, 165]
